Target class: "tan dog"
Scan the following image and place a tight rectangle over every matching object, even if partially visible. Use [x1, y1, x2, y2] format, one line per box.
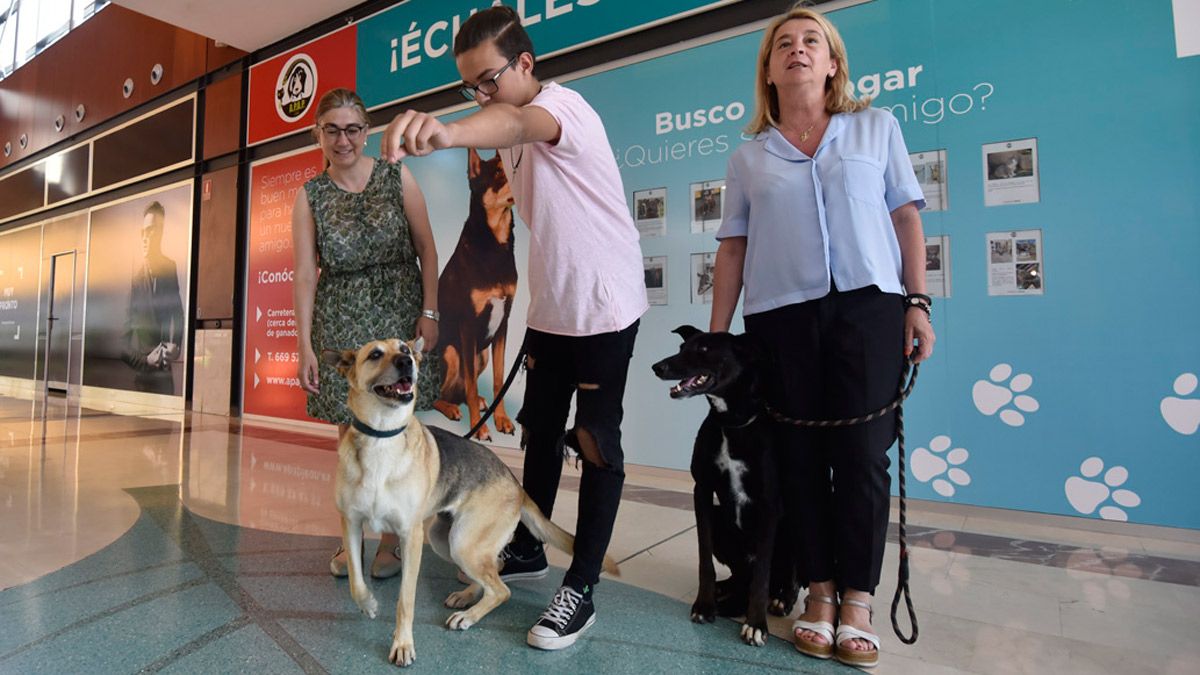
[326, 338, 618, 666]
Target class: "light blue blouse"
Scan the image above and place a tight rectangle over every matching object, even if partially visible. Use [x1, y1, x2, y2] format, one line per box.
[716, 107, 925, 316]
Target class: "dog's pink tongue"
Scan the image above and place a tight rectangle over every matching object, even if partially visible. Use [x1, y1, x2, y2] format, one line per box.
[397, 379, 413, 393]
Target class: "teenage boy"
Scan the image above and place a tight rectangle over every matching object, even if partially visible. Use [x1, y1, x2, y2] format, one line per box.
[380, 5, 647, 651]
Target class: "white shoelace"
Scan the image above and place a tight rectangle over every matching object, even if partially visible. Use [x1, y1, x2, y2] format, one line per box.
[539, 586, 583, 630]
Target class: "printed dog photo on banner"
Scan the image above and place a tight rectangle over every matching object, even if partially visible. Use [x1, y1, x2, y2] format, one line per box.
[432, 148, 520, 441]
[83, 183, 192, 397]
[379, 123, 530, 449]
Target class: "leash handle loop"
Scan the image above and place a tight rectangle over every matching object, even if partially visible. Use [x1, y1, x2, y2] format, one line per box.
[891, 360, 919, 644]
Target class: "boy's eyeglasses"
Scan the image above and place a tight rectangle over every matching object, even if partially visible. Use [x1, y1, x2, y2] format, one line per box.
[458, 56, 519, 101]
[320, 124, 366, 140]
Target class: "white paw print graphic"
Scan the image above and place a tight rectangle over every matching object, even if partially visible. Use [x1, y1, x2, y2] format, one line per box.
[911, 435, 970, 497]
[1160, 372, 1200, 435]
[1064, 457, 1141, 521]
[973, 363, 1039, 426]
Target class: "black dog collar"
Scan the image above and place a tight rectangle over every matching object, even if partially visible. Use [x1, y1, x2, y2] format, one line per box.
[351, 416, 407, 438]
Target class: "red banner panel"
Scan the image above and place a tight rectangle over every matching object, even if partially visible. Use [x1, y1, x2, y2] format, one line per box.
[247, 26, 357, 146]
[244, 149, 325, 422]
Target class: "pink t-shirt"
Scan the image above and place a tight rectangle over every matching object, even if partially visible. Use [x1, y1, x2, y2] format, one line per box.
[499, 82, 647, 337]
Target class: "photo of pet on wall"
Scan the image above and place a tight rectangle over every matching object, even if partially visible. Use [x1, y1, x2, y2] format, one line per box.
[634, 187, 667, 238]
[1016, 262, 1042, 290]
[644, 255, 668, 306]
[986, 149, 1034, 180]
[910, 149, 948, 211]
[990, 238, 1013, 263]
[689, 180, 724, 233]
[690, 252, 716, 305]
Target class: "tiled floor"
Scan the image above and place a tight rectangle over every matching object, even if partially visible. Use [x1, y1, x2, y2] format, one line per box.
[2, 394, 1198, 673]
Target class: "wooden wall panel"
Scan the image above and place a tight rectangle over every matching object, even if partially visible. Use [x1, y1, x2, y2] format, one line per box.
[45, 145, 91, 205]
[206, 41, 244, 73]
[196, 165, 239, 321]
[91, 98, 195, 190]
[203, 73, 243, 160]
[0, 5, 245, 172]
[0, 165, 45, 220]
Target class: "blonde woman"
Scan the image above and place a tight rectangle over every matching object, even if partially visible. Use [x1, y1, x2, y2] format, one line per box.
[709, 5, 934, 669]
[291, 88, 442, 579]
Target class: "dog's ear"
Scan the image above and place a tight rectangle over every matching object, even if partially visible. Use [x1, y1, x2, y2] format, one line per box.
[411, 336, 425, 356]
[467, 147, 482, 179]
[671, 325, 703, 343]
[322, 348, 356, 377]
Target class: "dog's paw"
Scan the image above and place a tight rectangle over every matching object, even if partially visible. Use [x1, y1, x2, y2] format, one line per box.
[353, 591, 379, 619]
[445, 610, 476, 631]
[768, 597, 794, 617]
[494, 413, 515, 435]
[690, 599, 717, 624]
[740, 622, 768, 647]
[471, 425, 492, 442]
[388, 639, 416, 667]
[769, 583, 799, 616]
[433, 400, 462, 421]
[444, 589, 476, 609]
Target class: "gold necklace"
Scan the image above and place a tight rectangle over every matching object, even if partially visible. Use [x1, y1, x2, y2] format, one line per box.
[797, 122, 816, 144]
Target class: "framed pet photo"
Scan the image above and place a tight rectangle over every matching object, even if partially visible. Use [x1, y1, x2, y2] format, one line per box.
[982, 138, 1039, 206]
[633, 187, 667, 238]
[643, 256, 667, 306]
[689, 180, 725, 233]
[987, 229, 1044, 296]
[924, 235, 951, 297]
[910, 149, 948, 211]
[690, 252, 716, 305]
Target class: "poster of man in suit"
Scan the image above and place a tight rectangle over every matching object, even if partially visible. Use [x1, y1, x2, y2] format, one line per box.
[84, 184, 191, 396]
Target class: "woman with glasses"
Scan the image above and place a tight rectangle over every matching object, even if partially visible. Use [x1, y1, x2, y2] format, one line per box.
[291, 88, 443, 580]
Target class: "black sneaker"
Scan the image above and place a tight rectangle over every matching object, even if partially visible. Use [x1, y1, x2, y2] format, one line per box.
[498, 543, 549, 581]
[455, 543, 549, 584]
[527, 585, 596, 650]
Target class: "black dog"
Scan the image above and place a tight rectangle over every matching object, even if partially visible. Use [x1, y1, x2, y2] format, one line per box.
[652, 326, 798, 646]
[433, 149, 518, 440]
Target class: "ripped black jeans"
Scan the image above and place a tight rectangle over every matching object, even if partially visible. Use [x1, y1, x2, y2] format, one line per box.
[512, 319, 639, 588]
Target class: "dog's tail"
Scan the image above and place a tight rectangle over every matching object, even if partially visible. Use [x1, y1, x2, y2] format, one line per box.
[519, 493, 621, 577]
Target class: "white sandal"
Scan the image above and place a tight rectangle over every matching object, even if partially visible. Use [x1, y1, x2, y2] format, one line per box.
[835, 598, 880, 668]
[792, 594, 836, 659]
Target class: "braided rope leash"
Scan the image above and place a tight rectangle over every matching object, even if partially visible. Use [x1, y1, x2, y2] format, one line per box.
[766, 358, 920, 644]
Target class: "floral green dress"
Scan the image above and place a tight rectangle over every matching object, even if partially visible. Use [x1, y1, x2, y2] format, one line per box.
[304, 159, 442, 423]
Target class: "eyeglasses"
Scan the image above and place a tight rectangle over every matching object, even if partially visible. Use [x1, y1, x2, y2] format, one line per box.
[319, 123, 366, 140]
[458, 56, 519, 101]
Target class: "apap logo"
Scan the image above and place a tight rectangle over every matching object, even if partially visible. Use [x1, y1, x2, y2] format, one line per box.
[275, 54, 318, 123]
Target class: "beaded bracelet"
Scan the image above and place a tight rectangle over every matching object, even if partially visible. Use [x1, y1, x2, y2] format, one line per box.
[904, 294, 931, 318]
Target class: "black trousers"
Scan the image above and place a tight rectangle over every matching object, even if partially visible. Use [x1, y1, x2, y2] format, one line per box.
[744, 285, 903, 593]
[513, 320, 639, 588]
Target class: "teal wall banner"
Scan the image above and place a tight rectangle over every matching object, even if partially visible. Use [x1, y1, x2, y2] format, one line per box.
[355, 0, 736, 108]
[399, 0, 1200, 529]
